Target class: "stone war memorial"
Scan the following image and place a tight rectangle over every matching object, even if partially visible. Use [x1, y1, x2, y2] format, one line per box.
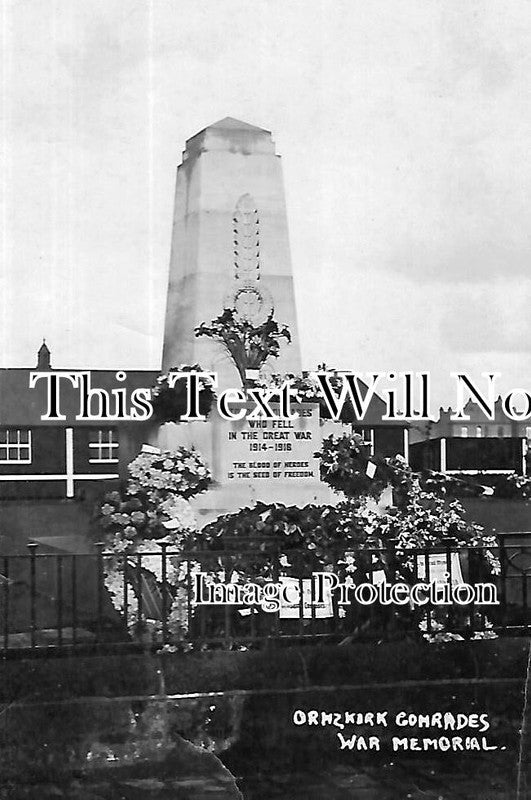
[2, 118, 530, 800]
[157, 117, 339, 519]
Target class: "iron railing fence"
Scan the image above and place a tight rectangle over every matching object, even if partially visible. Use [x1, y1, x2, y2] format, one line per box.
[0, 537, 529, 656]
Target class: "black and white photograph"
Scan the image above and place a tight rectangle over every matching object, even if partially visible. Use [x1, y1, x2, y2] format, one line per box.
[1, 2, 530, 798]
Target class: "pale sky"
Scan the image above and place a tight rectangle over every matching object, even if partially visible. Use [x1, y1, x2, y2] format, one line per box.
[1, 0, 531, 408]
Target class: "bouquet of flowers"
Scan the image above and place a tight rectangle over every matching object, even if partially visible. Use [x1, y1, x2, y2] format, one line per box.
[97, 446, 211, 641]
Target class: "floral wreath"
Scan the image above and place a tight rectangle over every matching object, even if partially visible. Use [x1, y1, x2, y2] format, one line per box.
[98, 445, 211, 642]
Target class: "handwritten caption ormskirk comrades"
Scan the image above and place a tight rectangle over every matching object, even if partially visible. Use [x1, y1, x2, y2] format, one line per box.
[292, 710, 499, 752]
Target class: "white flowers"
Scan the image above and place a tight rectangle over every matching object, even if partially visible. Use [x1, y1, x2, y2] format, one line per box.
[99, 444, 212, 642]
[126, 447, 211, 498]
[159, 496, 197, 530]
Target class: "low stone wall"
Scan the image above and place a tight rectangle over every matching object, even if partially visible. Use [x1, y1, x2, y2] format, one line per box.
[1, 637, 528, 703]
[0, 638, 529, 798]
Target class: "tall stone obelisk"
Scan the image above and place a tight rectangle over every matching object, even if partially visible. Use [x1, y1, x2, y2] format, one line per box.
[162, 118, 301, 384]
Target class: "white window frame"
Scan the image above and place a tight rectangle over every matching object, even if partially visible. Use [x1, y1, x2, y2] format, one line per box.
[353, 428, 375, 455]
[460, 427, 468, 438]
[89, 429, 119, 464]
[0, 429, 32, 464]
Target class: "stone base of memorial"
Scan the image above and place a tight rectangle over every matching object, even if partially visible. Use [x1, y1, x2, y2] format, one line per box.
[156, 403, 338, 522]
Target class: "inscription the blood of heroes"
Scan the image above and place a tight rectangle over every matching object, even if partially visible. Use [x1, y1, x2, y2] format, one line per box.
[225, 404, 320, 482]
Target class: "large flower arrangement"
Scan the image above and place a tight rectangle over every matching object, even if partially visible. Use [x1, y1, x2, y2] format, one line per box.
[315, 434, 498, 573]
[126, 446, 210, 500]
[197, 448, 499, 643]
[195, 309, 291, 386]
[198, 488, 494, 573]
[317, 432, 507, 506]
[198, 501, 367, 579]
[323, 446, 500, 641]
[98, 446, 211, 641]
[317, 432, 396, 498]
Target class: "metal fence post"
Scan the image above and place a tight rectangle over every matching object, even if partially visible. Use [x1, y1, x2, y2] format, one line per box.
[160, 542, 168, 645]
[136, 553, 144, 638]
[3, 556, 9, 653]
[95, 542, 105, 642]
[27, 543, 38, 649]
[56, 554, 63, 647]
[71, 553, 78, 647]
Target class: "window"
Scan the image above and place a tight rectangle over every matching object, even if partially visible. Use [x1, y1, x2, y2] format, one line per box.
[89, 430, 119, 463]
[460, 427, 468, 438]
[526, 427, 531, 440]
[0, 429, 32, 463]
[353, 427, 373, 444]
[475, 426, 482, 437]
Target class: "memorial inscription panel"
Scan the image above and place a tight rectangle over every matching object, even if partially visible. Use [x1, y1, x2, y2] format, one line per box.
[222, 403, 320, 485]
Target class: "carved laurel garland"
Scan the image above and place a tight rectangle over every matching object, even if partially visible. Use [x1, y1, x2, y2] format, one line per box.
[225, 193, 274, 325]
[233, 193, 260, 281]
